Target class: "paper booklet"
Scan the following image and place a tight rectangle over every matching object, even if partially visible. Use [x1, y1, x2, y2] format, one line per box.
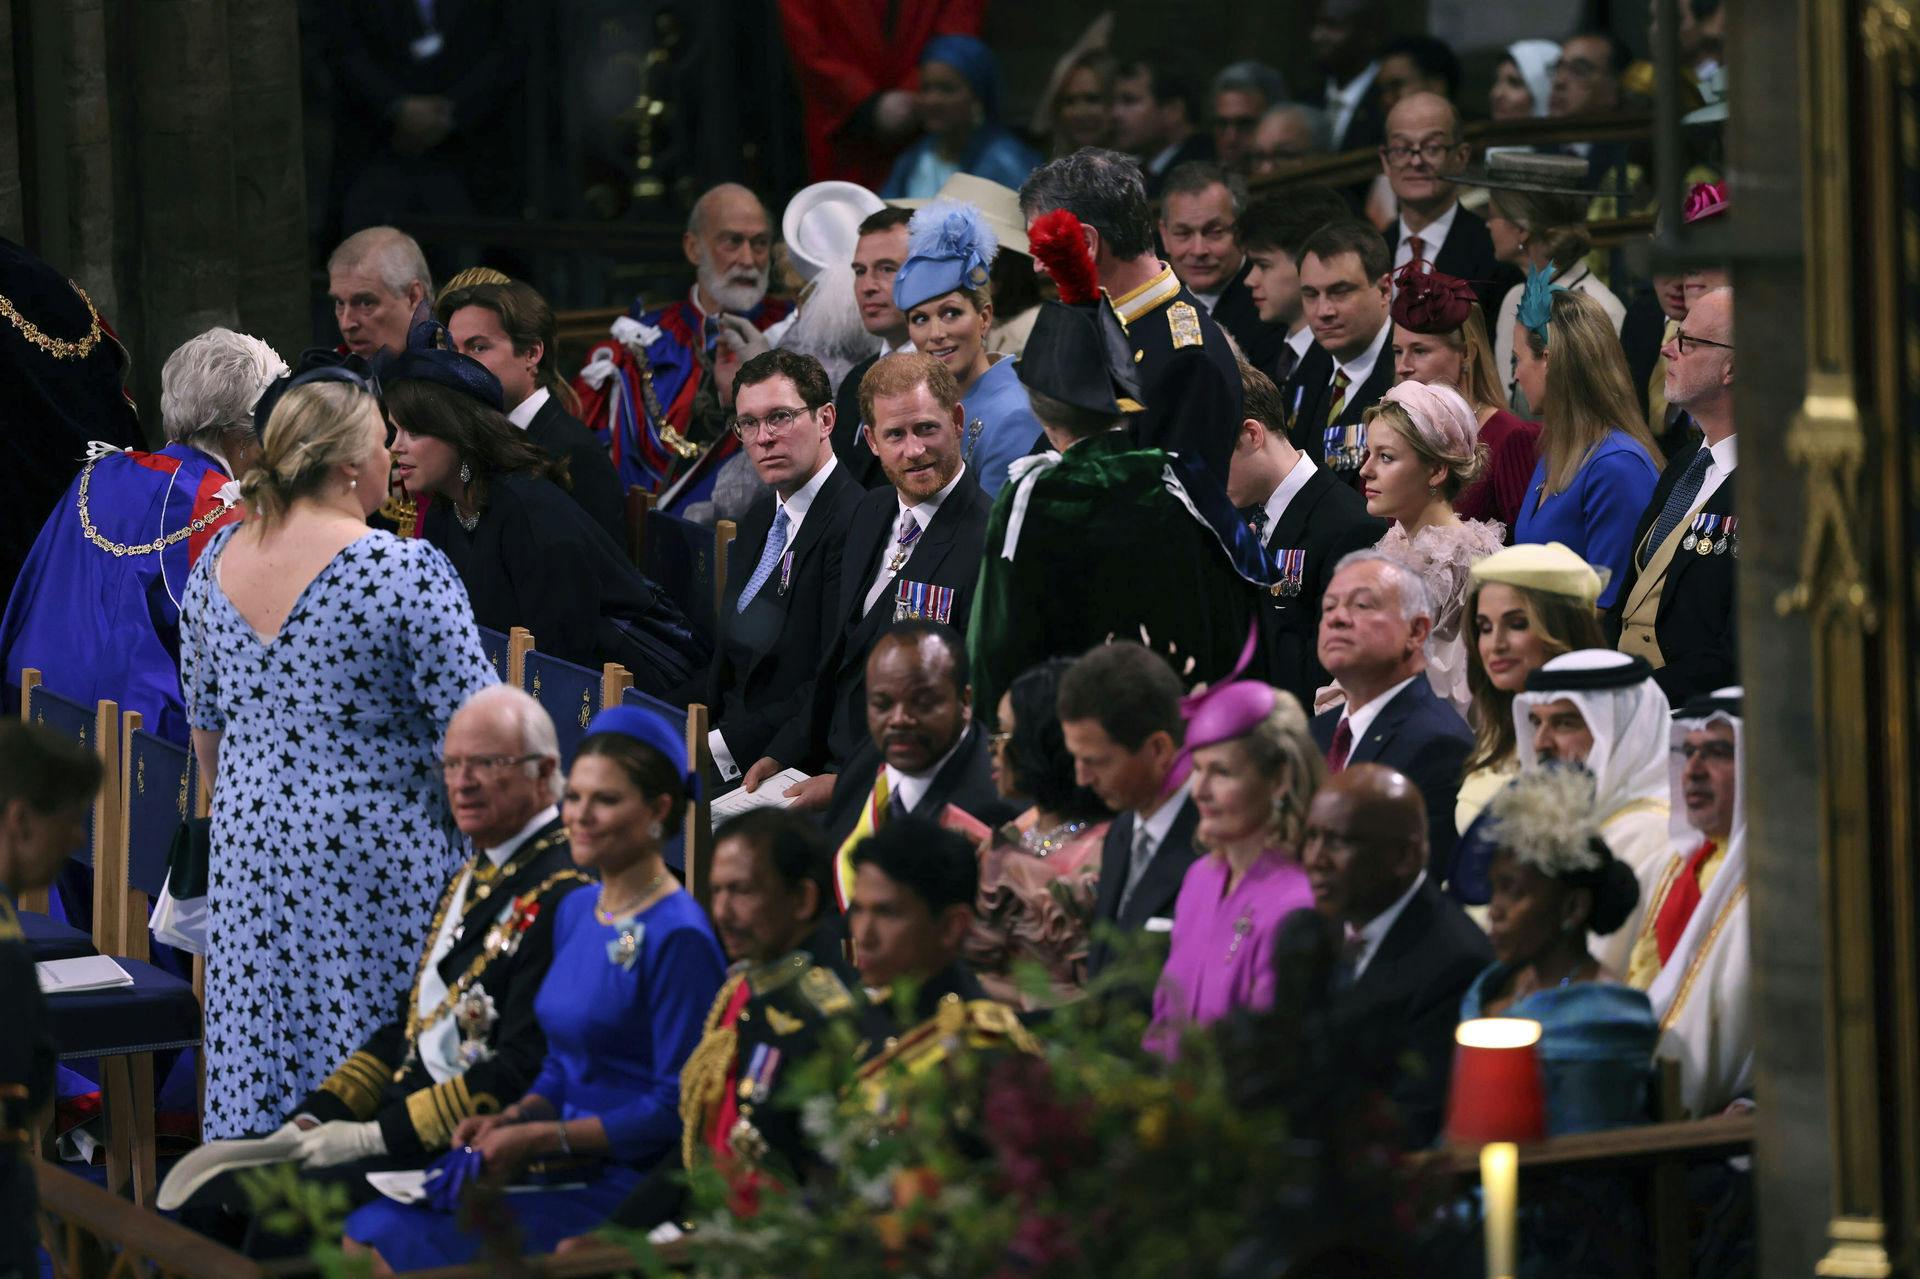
[156, 1129, 304, 1211]
[710, 768, 811, 827]
[35, 955, 133, 994]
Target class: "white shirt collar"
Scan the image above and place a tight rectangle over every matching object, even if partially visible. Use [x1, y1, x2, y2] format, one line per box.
[507, 385, 550, 430]
[1352, 869, 1426, 977]
[1287, 325, 1316, 358]
[1707, 433, 1737, 473]
[885, 726, 973, 815]
[1331, 318, 1392, 390]
[1326, 61, 1380, 110]
[478, 804, 560, 869]
[1263, 452, 1318, 532]
[879, 336, 915, 357]
[1147, 140, 1184, 176]
[900, 464, 966, 518]
[1341, 673, 1419, 749]
[1137, 775, 1194, 844]
[779, 451, 838, 535]
[1191, 287, 1223, 311]
[1396, 200, 1460, 258]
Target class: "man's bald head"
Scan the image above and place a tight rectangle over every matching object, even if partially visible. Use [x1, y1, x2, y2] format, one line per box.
[1301, 763, 1429, 925]
[687, 183, 769, 238]
[1383, 91, 1460, 144]
[1380, 91, 1466, 216]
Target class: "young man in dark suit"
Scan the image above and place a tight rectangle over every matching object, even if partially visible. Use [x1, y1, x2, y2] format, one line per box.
[1110, 51, 1215, 199]
[831, 208, 914, 491]
[820, 623, 1014, 858]
[1303, 763, 1492, 1148]
[1056, 642, 1198, 979]
[1228, 358, 1385, 713]
[1310, 551, 1472, 882]
[1376, 93, 1522, 322]
[442, 280, 627, 545]
[1305, 0, 1389, 154]
[1610, 287, 1739, 705]
[744, 353, 992, 808]
[709, 350, 865, 786]
[1286, 220, 1396, 491]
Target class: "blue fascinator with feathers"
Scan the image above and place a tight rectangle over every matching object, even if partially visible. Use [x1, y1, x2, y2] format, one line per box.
[894, 200, 1000, 313]
[1516, 264, 1564, 346]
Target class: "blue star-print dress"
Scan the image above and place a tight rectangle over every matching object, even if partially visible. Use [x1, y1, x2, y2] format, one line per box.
[181, 527, 498, 1138]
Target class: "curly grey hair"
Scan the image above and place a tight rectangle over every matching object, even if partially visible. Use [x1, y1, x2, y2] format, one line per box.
[159, 327, 289, 446]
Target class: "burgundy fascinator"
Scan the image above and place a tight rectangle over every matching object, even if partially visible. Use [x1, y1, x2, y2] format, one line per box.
[1389, 264, 1478, 335]
[1682, 181, 1729, 224]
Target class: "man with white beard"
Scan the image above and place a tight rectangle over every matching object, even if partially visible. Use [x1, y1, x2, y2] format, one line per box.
[584, 184, 793, 492]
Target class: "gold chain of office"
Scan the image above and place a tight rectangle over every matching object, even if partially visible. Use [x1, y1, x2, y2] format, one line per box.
[0, 280, 104, 360]
[75, 459, 237, 557]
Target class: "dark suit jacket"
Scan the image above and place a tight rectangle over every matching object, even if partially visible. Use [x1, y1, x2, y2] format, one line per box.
[1310, 675, 1472, 882]
[1143, 133, 1217, 199]
[1619, 288, 1667, 426]
[821, 722, 1016, 849]
[1209, 258, 1287, 373]
[525, 394, 627, 548]
[1331, 879, 1492, 1147]
[1606, 449, 1739, 705]
[831, 354, 889, 491]
[1259, 466, 1387, 712]
[1284, 339, 1395, 487]
[1383, 206, 1523, 325]
[1126, 281, 1244, 485]
[1084, 796, 1200, 979]
[767, 468, 994, 771]
[710, 462, 865, 767]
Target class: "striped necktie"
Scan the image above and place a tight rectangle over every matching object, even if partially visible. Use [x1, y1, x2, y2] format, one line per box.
[1326, 369, 1352, 428]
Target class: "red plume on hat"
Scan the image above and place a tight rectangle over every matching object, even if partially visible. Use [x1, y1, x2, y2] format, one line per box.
[1028, 208, 1101, 306]
[1682, 181, 1729, 224]
[1389, 264, 1478, 335]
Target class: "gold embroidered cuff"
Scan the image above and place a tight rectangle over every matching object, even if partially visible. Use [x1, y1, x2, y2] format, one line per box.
[405, 1076, 498, 1149]
[318, 1051, 390, 1119]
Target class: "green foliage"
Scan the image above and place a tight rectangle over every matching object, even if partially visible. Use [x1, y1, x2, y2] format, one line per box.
[239, 1162, 372, 1279]
[600, 929, 1324, 1279]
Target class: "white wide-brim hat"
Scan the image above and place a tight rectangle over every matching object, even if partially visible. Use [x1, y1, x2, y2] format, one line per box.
[783, 181, 887, 282]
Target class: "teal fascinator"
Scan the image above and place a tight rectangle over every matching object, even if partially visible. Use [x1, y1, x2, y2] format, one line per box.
[1516, 264, 1564, 346]
[894, 200, 1000, 313]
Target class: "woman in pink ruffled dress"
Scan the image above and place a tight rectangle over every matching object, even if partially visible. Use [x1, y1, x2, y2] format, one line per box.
[1357, 381, 1507, 719]
[965, 657, 1113, 1006]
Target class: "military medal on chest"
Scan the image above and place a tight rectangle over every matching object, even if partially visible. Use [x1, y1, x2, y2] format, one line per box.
[1270, 548, 1306, 598]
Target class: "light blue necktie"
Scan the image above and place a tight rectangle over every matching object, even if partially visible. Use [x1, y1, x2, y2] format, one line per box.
[736, 506, 789, 612]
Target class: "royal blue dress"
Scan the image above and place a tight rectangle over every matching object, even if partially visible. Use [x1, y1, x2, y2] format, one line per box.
[344, 888, 726, 1270]
[1511, 430, 1659, 609]
[961, 356, 1045, 498]
[181, 526, 497, 1138]
[1459, 965, 1659, 1135]
[880, 127, 1043, 200]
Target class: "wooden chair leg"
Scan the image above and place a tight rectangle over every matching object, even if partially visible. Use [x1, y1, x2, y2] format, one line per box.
[101, 1056, 133, 1199]
[130, 1052, 157, 1207]
[1648, 1157, 1690, 1278]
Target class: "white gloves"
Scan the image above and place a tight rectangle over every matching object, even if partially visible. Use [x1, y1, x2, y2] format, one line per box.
[292, 1119, 387, 1169]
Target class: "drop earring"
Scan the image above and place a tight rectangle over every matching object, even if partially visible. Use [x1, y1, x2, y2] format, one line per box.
[349, 478, 358, 491]
[459, 463, 473, 485]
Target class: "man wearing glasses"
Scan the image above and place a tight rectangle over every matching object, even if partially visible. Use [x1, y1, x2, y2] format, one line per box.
[173, 688, 588, 1227]
[1377, 93, 1519, 320]
[1612, 288, 1738, 704]
[1159, 162, 1286, 375]
[708, 350, 863, 787]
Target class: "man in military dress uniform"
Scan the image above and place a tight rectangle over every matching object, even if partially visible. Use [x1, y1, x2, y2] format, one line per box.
[166, 689, 588, 1241]
[0, 722, 101, 1279]
[1019, 149, 1243, 486]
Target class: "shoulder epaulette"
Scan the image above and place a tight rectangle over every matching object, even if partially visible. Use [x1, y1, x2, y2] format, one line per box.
[745, 950, 813, 998]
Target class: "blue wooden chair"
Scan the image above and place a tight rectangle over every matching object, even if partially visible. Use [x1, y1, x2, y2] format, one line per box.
[641, 509, 737, 648]
[523, 647, 604, 768]
[617, 682, 715, 907]
[16, 672, 100, 960]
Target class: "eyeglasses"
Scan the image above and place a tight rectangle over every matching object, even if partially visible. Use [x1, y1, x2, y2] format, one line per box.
[439, 753, 542, 778]
[290, 365, 395, 447]
[731, 405, 817, 442]
[1382, 141, 1461, 167]
[1674, 330, 1735, 356]
[1673, 741, 1736, 763]
[988, 730, 1012, 754]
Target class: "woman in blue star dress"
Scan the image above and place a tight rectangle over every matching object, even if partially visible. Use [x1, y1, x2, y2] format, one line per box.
[180, 375, 497, 1139]
[343, 704, 725, 1271]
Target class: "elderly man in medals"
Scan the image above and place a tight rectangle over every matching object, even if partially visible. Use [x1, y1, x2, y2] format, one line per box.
[967, 208, 1277, 720]
[164, 687, 588, 1240]
[1620, 686, 1751, 1117]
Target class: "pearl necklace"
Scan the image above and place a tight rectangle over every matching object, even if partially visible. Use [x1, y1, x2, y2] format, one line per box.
[595, 870, 668, 923]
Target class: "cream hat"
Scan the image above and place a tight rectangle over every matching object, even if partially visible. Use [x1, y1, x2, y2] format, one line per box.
[1468, 541, 1609, 604]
